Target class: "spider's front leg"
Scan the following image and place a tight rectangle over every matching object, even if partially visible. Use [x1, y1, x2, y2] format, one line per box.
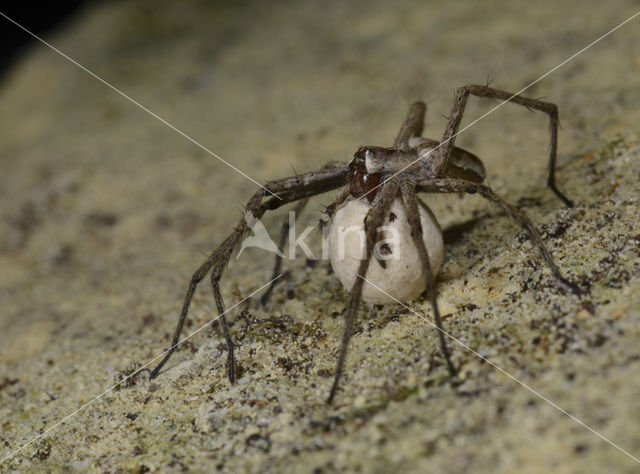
[399, 179, 456, 377]
[150, 166, 348, 381]
[328, 179, 399, 404]
[432, 85, 573, 207]
[149, 189, 264, 382]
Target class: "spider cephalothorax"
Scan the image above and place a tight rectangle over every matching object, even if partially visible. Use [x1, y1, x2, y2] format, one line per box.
[348, 147, 384, 201]
[150, 85, 581, 404]
[349, 139, 486, 201]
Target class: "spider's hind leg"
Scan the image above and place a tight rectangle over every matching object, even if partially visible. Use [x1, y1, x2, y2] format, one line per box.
[434, 85, 573, 207]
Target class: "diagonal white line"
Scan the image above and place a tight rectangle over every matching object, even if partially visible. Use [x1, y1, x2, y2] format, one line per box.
[0, 11, 282, 201]
[361, 9, 640, 201]
[356, 273, 640, 464]
[0, 274, 284, 465]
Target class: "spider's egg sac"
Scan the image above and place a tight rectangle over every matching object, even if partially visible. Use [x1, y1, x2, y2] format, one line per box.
[327, 198, 444, 304]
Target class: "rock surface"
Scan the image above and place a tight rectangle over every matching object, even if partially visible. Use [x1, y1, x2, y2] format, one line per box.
[1, 1, 640, 472]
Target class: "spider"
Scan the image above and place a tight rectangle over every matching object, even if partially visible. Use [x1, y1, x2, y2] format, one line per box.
[149, 85, 581, 404]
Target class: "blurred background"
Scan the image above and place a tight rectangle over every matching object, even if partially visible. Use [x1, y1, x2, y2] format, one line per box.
[1, 1, 88, 76]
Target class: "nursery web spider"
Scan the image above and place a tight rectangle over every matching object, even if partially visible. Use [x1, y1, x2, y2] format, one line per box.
[150, 85, 581, 404]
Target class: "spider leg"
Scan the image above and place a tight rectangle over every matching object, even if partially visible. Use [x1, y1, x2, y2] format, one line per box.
[433, 85, 573, 207]
[150, 166, 348, 380]
[263, 165, 352, 306]
[399, 180, 456, 376]
[416, 178, 583, 294]
[148, 252, 218, 379]
[328, 179, 399, 404]
[394, 101, 426, 150]
[260, 198, 309, 306]
[320, 184, 351, 228]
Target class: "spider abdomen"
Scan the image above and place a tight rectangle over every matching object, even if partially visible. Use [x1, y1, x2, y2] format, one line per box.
[327, 198, 444, 304]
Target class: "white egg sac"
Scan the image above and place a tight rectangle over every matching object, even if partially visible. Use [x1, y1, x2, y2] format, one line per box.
[327, 198, 444, 304]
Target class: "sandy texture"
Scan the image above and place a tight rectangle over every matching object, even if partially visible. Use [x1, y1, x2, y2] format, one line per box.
[1, 0, 640, 472]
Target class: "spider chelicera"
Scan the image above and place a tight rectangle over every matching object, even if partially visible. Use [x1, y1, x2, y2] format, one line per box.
[150, 85, 581, 404]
